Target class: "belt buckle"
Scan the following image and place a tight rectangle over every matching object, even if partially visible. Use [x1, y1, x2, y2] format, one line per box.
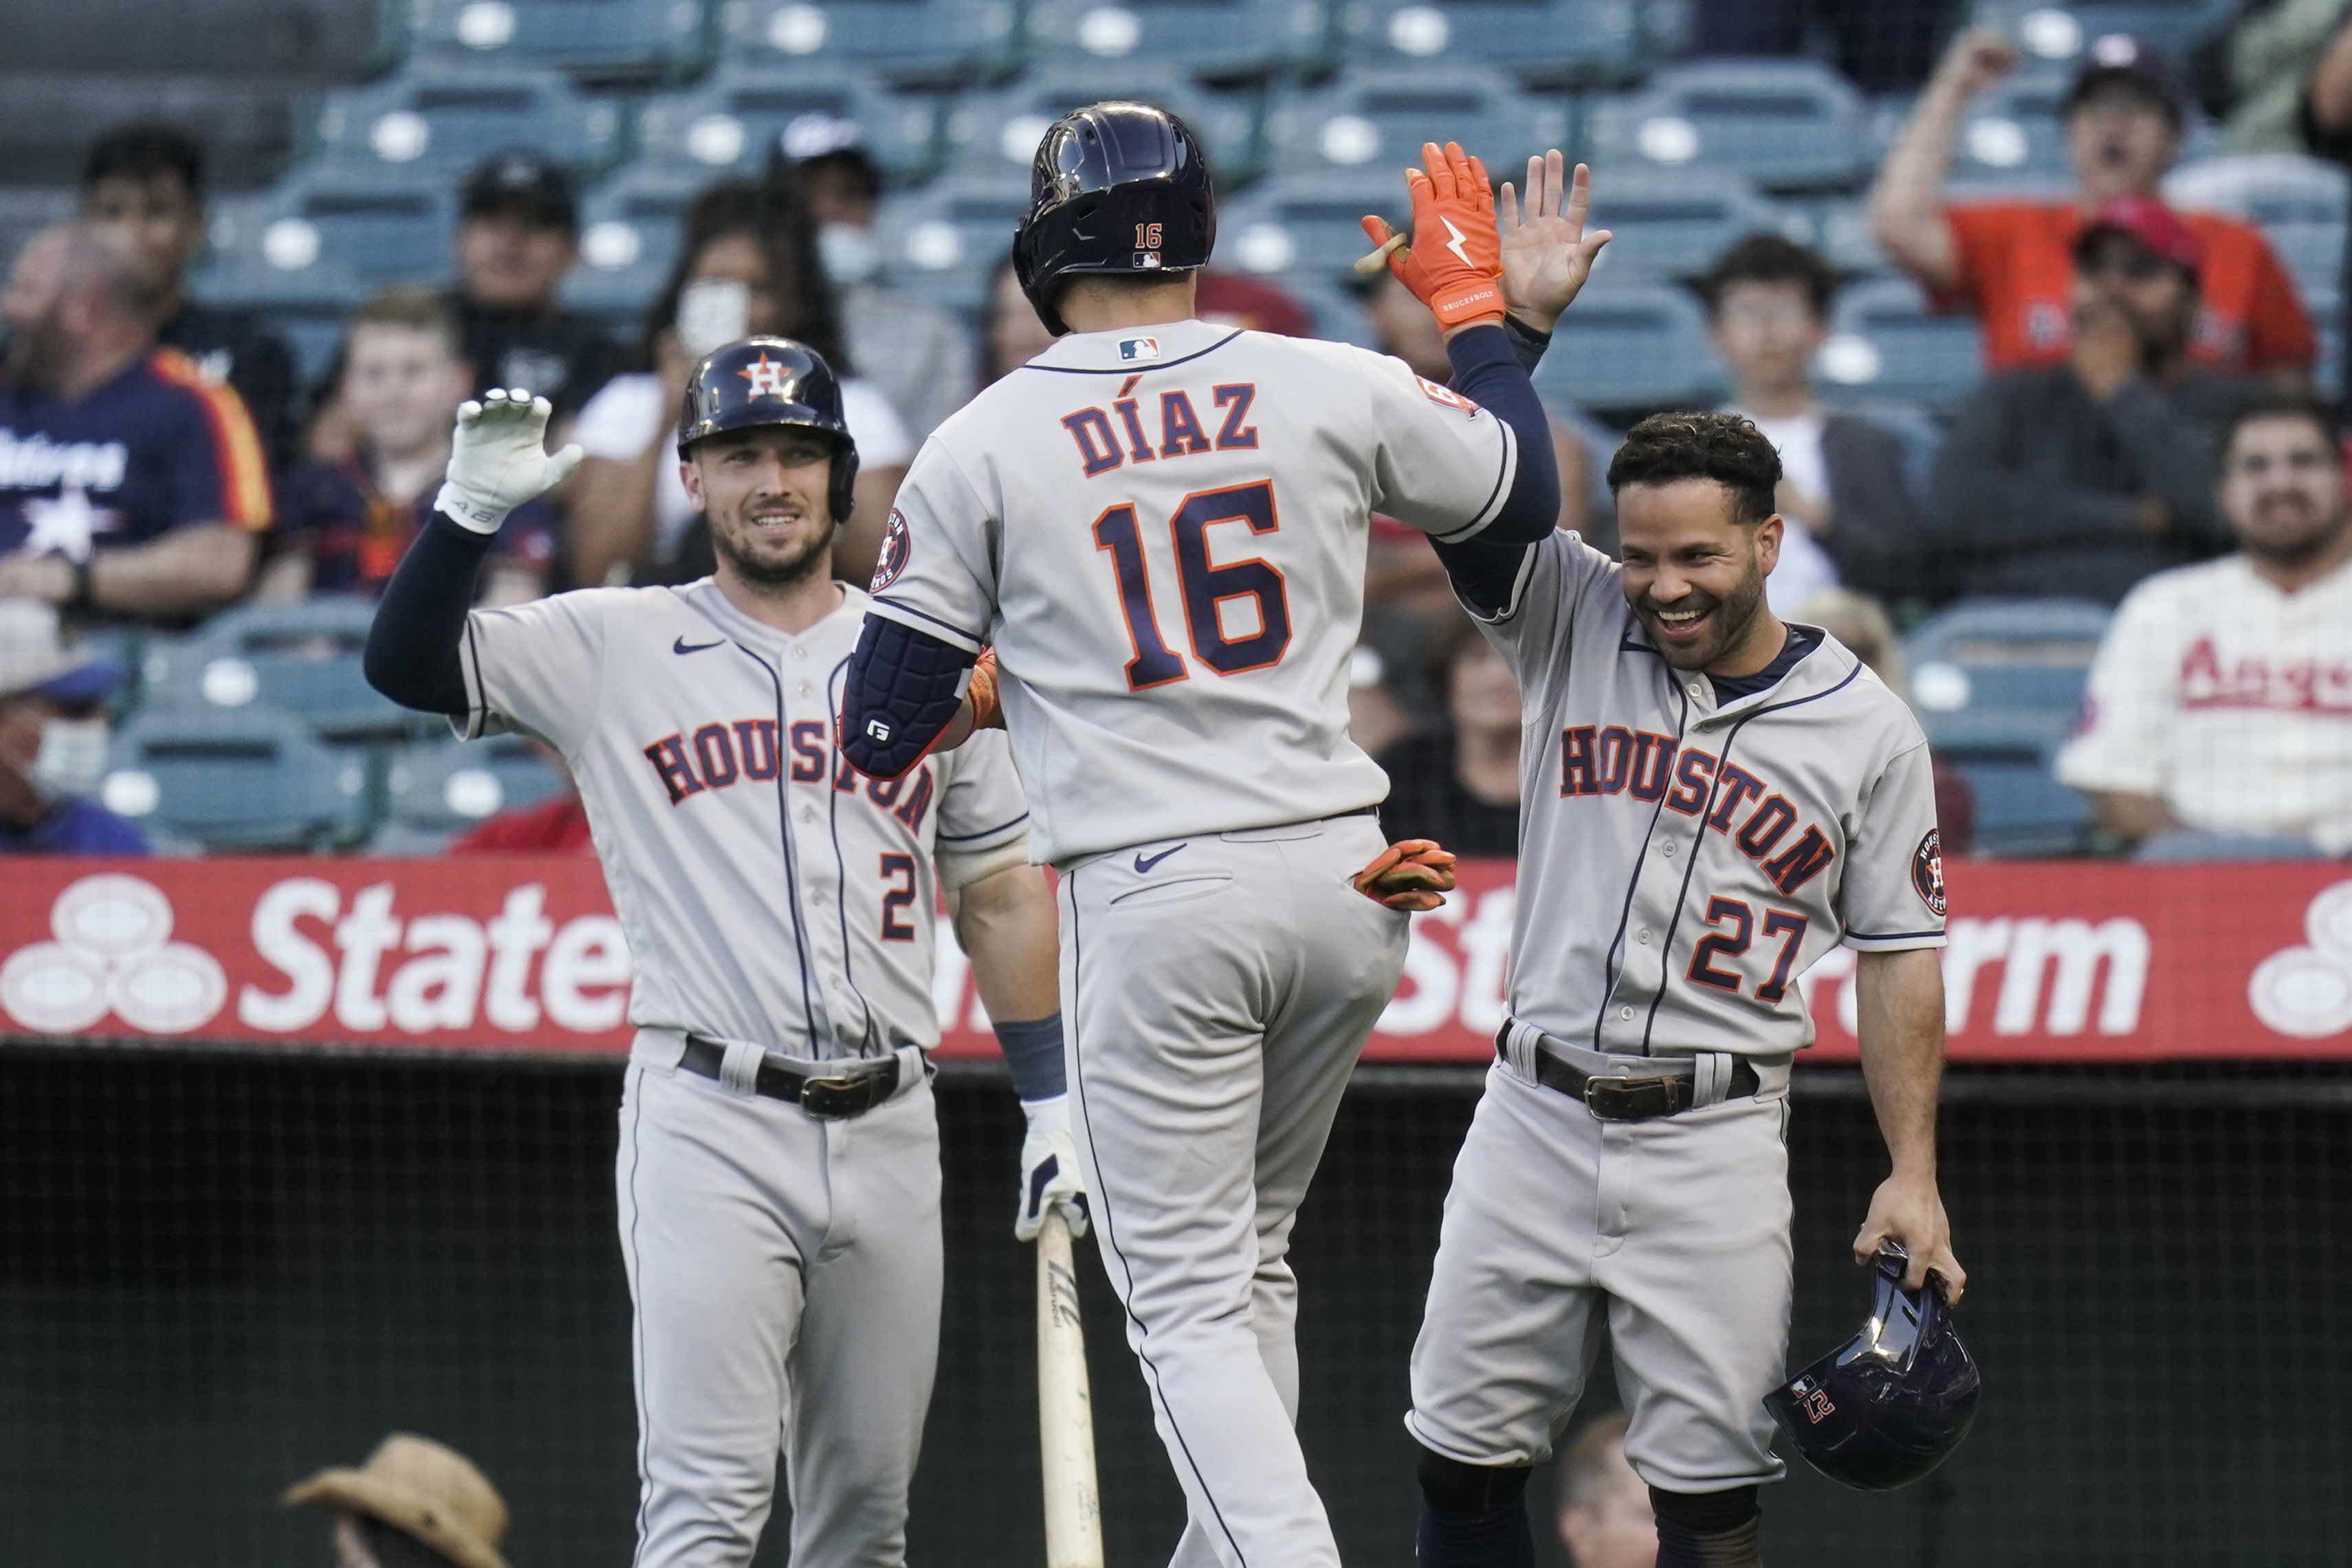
[1583, 1074, 1680, 1122]
[799, 1074, 869, 1119]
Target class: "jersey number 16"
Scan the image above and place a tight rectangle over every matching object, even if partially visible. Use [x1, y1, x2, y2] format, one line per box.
[1093, 479, 1293, 689]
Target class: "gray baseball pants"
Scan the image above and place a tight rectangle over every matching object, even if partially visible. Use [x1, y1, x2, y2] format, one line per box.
[617, 1037, 941, 1568]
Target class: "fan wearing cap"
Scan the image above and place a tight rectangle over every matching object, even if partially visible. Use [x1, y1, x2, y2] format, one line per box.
[779, 113, 974, 443]
[0, 598, 146, 856]
[449, 147, 625, 420]
[1871, 28, 2316, 380]
[1931, 196, 2265, 603]
[284, 1432, 510, 1568]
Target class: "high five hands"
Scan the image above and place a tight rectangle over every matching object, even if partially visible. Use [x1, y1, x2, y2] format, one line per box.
[1359, 147, 1612, 338]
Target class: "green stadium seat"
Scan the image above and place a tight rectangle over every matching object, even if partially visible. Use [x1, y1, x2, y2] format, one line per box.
[373, 734, 572, 852]
[401, 0, 713, 84]
[1022, 0, 1319, 80]
[1818, 277, 1985, 409]
[1265, 66, 1568, 183]
[138, 599, 417, 746]
[941, 67, 1261, 185]
[100, 704, 373, 853]
[1330, 0, 1651, 84]
[309, 65, 623, 177]
[1528, 283, 1724, 413]
[1588, 59, 1869, 195]
[713, 0, 1021, 80]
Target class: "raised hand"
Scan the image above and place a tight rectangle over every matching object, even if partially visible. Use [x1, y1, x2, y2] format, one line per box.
[1359, 141, 1507, 333]
[1497, 153, 1613, 334]
[437, 388, 585, 534]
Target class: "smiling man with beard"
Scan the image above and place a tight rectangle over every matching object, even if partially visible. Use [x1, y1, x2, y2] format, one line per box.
[2058, 393, 2352, 860]
[361, 338, 1070, 1568]
[1403, 401, 1964, 1566]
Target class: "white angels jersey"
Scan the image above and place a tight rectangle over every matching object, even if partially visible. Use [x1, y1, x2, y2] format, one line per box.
[458, 578, 1031, 1059]
[1475, 533, 1948, 1057]
[864, 316, 1521, 863]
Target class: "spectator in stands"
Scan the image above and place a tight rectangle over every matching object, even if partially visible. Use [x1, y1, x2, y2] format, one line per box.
[1552, 1413, 1654, 1568]
[1931, 199, 2259, 604]
[779, 114, 972, 442]
[1700, 234, 1918, 608]
[2057, 394, 2352, 860]
[0, 597, 145, 856]
[0, 223, 268, 624]
[78, 121, 297, 468]
[980, 256, 1058, 386]
[1871, 29, 2316, 382]
[1799, 586, 1978, 855]
[450, 148, 622, 418]
[2296, 10, 2352, 419]
[567, 179, 913, 588]
[284, 1431, 511, 1568]
[2225, 0, 2351, 153]
[261, 290, 553, 605]
[1374, 614, 1521, 855]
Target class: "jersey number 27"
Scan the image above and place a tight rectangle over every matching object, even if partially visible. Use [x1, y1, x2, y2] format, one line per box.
[1093, 480, 1293, 690]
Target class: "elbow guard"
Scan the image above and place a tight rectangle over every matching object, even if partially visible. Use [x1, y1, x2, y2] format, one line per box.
[842, 615, 978, 780]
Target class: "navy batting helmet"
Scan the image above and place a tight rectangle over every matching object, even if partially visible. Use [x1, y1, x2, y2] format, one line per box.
[676, 335, 860, 525]
[1012, 100, 1215, 337]
[1765, 1244, 1981, 1490]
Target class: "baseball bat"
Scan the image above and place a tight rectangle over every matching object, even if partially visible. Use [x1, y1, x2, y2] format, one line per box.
[1037, 1208, 1106, 1568]
[1354, 230, 1409, 275]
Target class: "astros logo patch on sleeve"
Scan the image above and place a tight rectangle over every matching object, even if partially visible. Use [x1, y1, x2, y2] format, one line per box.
[870, 508, 912, 590]
[1912, 830, 1946, 917]
[1416, 376, 1480, 415]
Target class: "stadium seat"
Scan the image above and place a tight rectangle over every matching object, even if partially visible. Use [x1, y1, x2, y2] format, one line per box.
[1939, 69, 2076, 192]
[1213, 170, 1409, 284]
[1903, 596, 2110, 722]
[1586, 59, 1870, 194]
[1580, 167, 1805, 280]
[187, 253, 368, 390]
[1022, 0, 1315, 78]
[309, 65, 623, 176]
[1904, 595, 2111, 855]
[1329, 0, 1648, 83]
[373, 734, 571, 852]
[1264, 65, 1568, 182]
[100, 704, 373, 853]
[634, 66, 940, 184]
[1966, 0, 2239, 71]
[713, 0, 1020, 79]
[873, 178, 1030, 310]
[201, 170, 459, 290]
[1832, 400, 1945, 501]
[2166, 153, 2349, 301]
[1818, 277, 1985, 408]
[1528, 283, 1723, 412]
[138, 599, 417, 746]
[941, 68, 1261, 185]
[402, 0, 712, 82]
[562, 162, 706, 324]
[1279, 273, 1378, 349]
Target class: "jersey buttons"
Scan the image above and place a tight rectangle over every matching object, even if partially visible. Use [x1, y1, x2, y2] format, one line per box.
[1659, 841, 1678, 857]
[1618, 1006, 1635, 1020]
[1637, 928, 1653, 944]
[791, 646, 807, 660]
[1687, 681, 1704, 698]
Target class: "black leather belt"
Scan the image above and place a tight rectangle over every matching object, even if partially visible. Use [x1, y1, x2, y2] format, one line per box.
[681, 1035, 901, 1118]
[1497, 1028, 1760, 1122]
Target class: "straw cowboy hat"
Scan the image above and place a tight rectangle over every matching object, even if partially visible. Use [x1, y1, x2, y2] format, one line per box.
[283, 1433, 512, 1568]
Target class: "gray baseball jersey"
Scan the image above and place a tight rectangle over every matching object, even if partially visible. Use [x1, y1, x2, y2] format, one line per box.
[864, 317, 1521, 863]
[460, 573, 1031, 1568]
[459, 577, 1031, 1059]
[1408, 528, 1948, 1501]
[1475, 530, 1947, 1054]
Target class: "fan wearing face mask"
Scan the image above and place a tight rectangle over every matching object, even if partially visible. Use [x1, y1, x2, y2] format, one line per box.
[0, 598, 145, 856]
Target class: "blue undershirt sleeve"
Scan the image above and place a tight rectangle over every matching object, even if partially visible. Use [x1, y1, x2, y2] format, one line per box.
[994, 1013, 1067, 1102]
[842, 613, 979, 780]
[1444, 322, 1559, 545]
[364, 510, 492, 718]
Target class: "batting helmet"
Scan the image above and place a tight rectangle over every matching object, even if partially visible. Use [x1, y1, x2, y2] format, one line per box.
[1012, 100, 1215, 337]
[676, 335, 860, 525]
[1764, 1244, 1981, 1491]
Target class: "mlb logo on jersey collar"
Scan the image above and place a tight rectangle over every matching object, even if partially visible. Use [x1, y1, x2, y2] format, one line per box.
[1119, 338, 1161, 362]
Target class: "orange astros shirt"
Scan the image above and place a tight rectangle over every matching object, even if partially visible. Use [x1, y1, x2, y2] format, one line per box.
[1936, 201, 2316, 376]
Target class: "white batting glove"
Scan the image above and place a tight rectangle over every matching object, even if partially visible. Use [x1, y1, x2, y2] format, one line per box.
[1015, 1094, 1090, 1243]
[435, 388, 584, 534]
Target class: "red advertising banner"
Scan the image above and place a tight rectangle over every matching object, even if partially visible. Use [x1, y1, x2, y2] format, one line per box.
[3, 857, 2349, 1062]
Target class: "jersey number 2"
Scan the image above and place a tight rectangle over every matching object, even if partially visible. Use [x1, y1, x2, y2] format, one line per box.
[1093, 481, 1292, 690]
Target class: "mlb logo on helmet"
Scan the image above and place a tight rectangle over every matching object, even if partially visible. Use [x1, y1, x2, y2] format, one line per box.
[1119, 338, 1161, 362]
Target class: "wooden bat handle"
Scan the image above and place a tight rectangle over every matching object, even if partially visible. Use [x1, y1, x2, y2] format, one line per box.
[1353, 230, 1409, 275]
[1037, 1209, 1105, 1568]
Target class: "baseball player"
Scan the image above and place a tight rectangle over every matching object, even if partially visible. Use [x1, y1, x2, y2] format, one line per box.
[1400, 158, 1966, 1568]
[837, 107, 1568, 1568]
[361, 338, 1086, 1568]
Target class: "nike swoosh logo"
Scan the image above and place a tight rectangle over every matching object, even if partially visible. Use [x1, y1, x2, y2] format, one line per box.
[672, 637, 724, 654]
[1133, 843, 1189, 873]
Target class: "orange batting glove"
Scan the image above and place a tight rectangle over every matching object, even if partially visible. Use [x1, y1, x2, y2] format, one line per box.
[1359, 142, 1505, 331]
[1352, 839, 1460, 912]
[966, 647, 1007, 731]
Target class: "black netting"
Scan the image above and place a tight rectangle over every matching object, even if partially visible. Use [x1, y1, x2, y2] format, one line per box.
[3, 1045, 2346, 1567]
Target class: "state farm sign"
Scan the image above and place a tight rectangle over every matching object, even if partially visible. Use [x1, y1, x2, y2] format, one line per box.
[2, 858, 2349, 1062]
